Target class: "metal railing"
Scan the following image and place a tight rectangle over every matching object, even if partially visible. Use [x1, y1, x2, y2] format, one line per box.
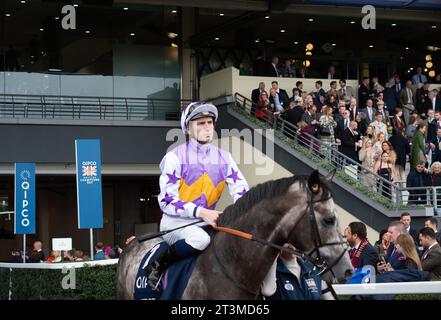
[233, 92, 437, 212]
[0, 94, 191, 121]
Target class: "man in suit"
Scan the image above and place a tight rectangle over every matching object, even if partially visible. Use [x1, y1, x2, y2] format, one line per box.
[344, 222, 379, 269]
[283, 100, 304, 127]
[279, 58, 295, 78]
[400, 80, 416, 124]
[372, 76, 385, 94]
[376, 101, 391, 126]
[391, 77, 402, 108]
[327, 81, 338, 98]
[269, 81, 289, 110]
[335, 110, 350, 141]
[314, 80, 326, 108]
[361, 99, 376, 126]
[401, 212, 420, 245]
[430, 127, 441, 163]
[424, 218, 441, 243]
[383, 85, 398, 114]
[423, 90, 441, 114]
[337, 79, 354, 104]
[302, 104, 320, 135]
[340, 121, 362, 165]
[268, 56, 280, 77]
[419, 227, 441, 279]
[416, 82, 430, 114]
[325, 65, 338, 79]
[379, 221, 407, 271]
[28, 241, 45, 263]
[251, 82, 265, 105]
[358, 77, 371, 108]
[348, 98, 360, 121]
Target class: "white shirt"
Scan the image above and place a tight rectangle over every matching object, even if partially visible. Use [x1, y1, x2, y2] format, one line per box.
[272, 63, 279, 76]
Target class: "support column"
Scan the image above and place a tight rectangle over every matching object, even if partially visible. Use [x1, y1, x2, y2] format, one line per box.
[180, 7, 197, 101]
[360, 62, 370, 79]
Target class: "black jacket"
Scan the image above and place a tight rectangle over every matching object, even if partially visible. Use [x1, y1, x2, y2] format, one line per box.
[340, 128, 360, 163]
[283, 106, 304, 127]
[388, 134, 410, 168]
[251, 88, 262, 105]
[430, 136, 441, 163]
[357, 242, 380, 269]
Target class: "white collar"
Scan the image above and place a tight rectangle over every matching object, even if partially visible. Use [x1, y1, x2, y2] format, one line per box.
[428, 242, 437, 251]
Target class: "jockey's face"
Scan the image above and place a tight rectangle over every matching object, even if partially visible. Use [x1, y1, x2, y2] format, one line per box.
[189, 116, 214, 144]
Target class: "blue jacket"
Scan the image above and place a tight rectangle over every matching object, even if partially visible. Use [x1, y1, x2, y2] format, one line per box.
[268, 259, 322, 300]
[357, 242, 380, 269]
[94, 250, 105, 260]
[385, 244, 406, 270]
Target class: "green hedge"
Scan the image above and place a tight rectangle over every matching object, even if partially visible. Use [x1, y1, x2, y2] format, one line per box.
[0, 265, 116, 300]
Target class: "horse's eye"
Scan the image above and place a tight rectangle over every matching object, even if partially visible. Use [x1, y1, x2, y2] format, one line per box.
[323, 216, 336, 226]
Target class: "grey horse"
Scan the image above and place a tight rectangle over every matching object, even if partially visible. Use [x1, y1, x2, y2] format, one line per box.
[117, 170, 353, 299]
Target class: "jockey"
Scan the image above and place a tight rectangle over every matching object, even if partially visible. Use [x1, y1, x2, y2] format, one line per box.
[145, 101, 249, 289]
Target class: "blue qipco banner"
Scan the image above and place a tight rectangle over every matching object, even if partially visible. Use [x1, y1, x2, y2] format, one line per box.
[14, 163, 36, 234]
[75, 139, 103, 229]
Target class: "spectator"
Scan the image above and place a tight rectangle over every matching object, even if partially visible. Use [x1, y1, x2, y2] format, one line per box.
[28, 241, 45, 263]
[94, 242, 105, 260]
[279, 58, 295, 78]
[334, 103, 347, 123]
[383, 83, 398, 113]
[318, 106, 337, 161]
[355, 113, 367, 136]
[74, 249, 84, 261]
[295, 81, 305, 95]
[269, 56, 280, 77]
[11, 249, 22, 263]
[359, 138, 377, 190]
[391, 108, 406, 136]
[358, 77, 371, 108]
[435, 74, 441, 84]
[416, 82, 430, 114]
[269, 81, 289, 110]
[362, 99, 376, 125]
[47, 250, 62, 263]
[269, 88, 284, 113]
[374, 152, 395, 199]
[410, 123, 427, 169]
[389, 130, 410, 185]
[406, 161, 431, 205]
[382, 234, 422, 271]
[251, 82, 266, 105]
[430, 162, 441, 208]
[340, 121, 362, 166]
[338, 79, 354, 104]
[297, 120, 314, 149]
[430, 128, 441, 164]
[283, 99, 304, 129]
[406, 114, 420, 140]
[344, 222, 379, 269]
[378, 221, 406, 271]
[423, 90, 441, 115]
[400, 212, 419, 245]
[374, 229, 392, 258]
[238, 62, 251, 76]
[325, 65, 338, 79]
[363, 125, 376, 144]
[411, 66, 428, 85]
[327, 81, 338, 100]
[391, 76, 402, 107]
[400, 80, 416, 125]
[302, 104, 319, 136]
[314, 80, 326, 108]
[297, 67, 306, 78]
[425, 109, 437, 144]
[381, 141, 397, 167]
[424, 218, 441, 243]
[376, 101, 391, 127]
[327, 94, 338, 114]
[372, 76, 385, 94]
[256, 91, 270, 121]
[419, 227, 441, 279]
[370, 112, 388, 137]
[63, 250, 75, 262]
[348, 98, 360, 121]
[373, 132, 386, 161]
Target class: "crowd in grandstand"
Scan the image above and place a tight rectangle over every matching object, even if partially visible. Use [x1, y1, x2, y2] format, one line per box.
[344, 214, 441, 284]
[250, 57, 441, 204]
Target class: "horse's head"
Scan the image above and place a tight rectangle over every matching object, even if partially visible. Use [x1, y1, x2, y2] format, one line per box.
[288, 170, 354, 283]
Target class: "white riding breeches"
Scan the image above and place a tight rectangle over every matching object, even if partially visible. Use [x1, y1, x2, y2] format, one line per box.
[161, 219, 211, 251]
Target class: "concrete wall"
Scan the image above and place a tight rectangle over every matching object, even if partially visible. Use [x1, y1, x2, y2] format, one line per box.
[200, 66, 359, 101]
[215, 136, 379, 242]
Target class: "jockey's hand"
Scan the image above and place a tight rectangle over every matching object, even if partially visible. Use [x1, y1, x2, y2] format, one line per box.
[198, 208, 222, 227]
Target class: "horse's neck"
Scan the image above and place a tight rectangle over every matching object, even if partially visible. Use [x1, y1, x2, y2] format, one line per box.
[214, 212, 296, 295]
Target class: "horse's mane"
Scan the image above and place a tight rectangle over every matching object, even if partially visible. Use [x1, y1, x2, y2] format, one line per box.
[218, 175, 331, 227]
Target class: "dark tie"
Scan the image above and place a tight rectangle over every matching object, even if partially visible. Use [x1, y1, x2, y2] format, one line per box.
[419, 75, 422, 83]
[344, 120, 348, 129]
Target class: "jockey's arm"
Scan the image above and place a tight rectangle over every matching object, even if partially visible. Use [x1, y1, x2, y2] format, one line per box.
[158, 153, 199, 219]
[225, 153, 249, 202]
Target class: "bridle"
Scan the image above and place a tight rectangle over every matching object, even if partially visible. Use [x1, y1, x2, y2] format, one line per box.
[212, 186, 349, 298]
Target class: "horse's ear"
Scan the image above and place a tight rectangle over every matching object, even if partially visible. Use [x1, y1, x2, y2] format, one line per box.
[308, 170, 321, 194]
[324, 169, 336, 183]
